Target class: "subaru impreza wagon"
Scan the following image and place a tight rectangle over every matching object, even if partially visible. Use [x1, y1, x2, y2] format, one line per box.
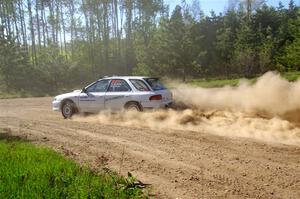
[52, 76, 173, 118]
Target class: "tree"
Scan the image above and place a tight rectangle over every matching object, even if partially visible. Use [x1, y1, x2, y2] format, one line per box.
[216, 10, 240, 76]
[0, 35, 31, 92]
[279, 9, 300, 70]
[232, 19, 258, 76]
[1, 0, 300, 94]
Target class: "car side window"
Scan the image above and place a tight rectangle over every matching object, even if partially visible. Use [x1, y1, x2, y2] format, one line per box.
[86, 80, 110, 92]
[107, 79, 131, 92]
[129, 79, 150, 91]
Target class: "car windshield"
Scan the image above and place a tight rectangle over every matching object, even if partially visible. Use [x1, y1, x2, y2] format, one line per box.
[144, 78, 166, 91]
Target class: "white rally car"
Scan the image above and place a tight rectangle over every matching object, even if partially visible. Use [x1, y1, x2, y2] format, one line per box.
[52, 76, 173, 118]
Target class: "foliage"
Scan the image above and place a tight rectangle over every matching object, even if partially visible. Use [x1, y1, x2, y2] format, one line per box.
[279, 10, 300, 70]
[0, 0, 300, 94]
[188, 71, 300, 88]
[0, 36, 31, 92]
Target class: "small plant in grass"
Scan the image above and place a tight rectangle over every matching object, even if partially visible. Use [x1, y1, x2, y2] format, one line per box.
[118, 172, 148, 191]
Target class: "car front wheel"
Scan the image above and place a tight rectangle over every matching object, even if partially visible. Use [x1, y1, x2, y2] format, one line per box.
[62, 101, 75, 119]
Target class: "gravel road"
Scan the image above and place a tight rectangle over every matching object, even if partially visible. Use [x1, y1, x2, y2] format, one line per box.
[0, 97, 299, 198]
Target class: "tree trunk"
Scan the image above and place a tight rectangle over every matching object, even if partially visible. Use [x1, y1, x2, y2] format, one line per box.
[48, 1, 56, 44]
[18, 0, 28, 50]
[60, 1, 67, 58]
[11, 2, 20, 43]
[41, 1, 46, 47]
[27, 0, 37, 65]
[35, 0, 41, 49]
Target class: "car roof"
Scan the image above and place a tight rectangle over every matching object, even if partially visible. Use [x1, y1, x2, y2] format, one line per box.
[99, 76, 157, 80]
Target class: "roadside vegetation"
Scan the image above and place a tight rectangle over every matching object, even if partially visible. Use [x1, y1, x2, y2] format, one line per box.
[0, 132, 145, 198]
[1, 71, 299, 99]
[0, 92, 45, 99]
[0, 1, 300, 96]
[188, 71, 300, 88]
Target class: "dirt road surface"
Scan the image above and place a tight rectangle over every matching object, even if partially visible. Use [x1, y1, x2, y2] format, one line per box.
[0, 97, 300, 198]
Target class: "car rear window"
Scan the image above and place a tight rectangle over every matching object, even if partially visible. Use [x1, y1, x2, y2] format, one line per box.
[144, 78, 166, 91]
[130, 79, 150, 91]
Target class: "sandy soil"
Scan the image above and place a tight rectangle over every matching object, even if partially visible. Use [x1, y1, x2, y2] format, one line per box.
[0, 97, 299, 198]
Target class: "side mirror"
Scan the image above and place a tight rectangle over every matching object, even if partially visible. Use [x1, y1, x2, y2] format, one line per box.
[82, 87, 87, 93]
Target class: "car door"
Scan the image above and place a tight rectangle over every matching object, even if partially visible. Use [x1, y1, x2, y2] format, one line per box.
[79, 79, 110, 112]
[105, 79, 132, 110]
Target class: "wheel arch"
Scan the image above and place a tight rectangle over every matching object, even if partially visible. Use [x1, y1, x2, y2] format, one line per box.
[61, 98, 78, 113]
[124, 101, 143, 111]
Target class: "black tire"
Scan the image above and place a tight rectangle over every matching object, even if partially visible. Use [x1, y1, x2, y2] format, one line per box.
[125, 102, 142, 112]
[61, 100, 75, 119]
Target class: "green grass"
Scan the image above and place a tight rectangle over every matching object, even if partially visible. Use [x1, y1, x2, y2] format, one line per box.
[0, 91, 48, 99]
[282, 71, 300, 81]
[188, 71, 300, 88]
[0, 136, 145, 198]
[188, 78, 243, 88]
[0, 89, 45, 99]
[0, 92, 29, 99]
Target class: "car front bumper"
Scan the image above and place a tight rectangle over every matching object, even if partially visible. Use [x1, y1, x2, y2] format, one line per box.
[52, 100, 61, 111]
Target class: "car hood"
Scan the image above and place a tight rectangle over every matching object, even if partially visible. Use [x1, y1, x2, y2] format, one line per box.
[55, 90, 81, 100]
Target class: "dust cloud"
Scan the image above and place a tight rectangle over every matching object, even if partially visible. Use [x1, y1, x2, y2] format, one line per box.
[74, 72, 300, 145]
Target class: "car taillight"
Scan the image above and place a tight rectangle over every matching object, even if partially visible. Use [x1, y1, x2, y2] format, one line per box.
[149, 94, 162, 101]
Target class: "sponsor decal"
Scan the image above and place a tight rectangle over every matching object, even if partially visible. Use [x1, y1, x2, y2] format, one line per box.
[105, 95, 124, 102]
[79, 99, 96, 101]
[79, 96, 96, 101]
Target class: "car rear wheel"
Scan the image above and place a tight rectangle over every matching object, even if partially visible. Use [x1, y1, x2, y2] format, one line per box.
[125, 102, 142, 112]
[62, 100, 75, 119]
